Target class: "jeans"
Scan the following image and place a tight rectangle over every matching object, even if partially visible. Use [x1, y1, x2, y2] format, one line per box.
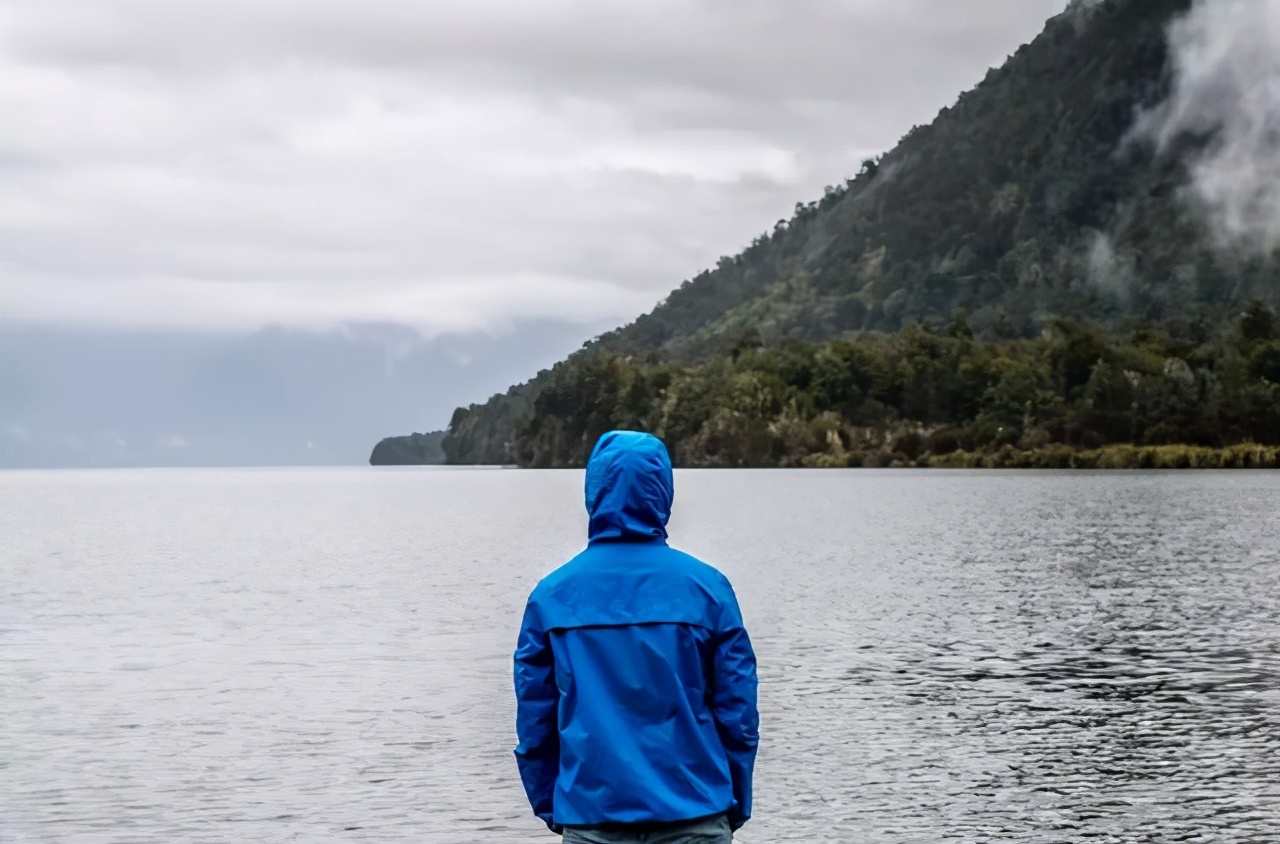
[562, 815, 732, 844]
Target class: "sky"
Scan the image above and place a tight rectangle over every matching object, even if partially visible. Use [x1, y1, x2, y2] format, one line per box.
[0, 0, 1076, 465]
[2, 0, 1072, 334]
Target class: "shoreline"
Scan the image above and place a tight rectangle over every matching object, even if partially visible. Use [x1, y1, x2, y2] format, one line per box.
[423, 443, 1280, 469]
[923, 443, 1280, 470]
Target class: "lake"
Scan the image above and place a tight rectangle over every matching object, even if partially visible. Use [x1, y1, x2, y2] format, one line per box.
[2, 468, 1278, 842]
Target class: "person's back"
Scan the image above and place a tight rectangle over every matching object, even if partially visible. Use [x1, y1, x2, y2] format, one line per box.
[514, 431, 759, 842]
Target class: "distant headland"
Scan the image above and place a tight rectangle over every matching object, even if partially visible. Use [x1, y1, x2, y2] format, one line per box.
[369, 431, 446, 466]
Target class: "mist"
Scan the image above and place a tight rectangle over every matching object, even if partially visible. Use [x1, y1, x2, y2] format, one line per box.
[1136, 0, 1280, 257]
[0, 319, 612, 467]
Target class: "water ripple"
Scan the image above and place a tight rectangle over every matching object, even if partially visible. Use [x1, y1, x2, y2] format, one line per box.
[2, 468, 1277, 842]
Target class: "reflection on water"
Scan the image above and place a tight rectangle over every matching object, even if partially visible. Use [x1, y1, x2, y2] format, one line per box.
[2, 468, 1277, 842]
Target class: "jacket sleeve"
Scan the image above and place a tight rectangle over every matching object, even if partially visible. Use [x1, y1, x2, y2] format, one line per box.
[711, 587, 759, 831]
[513, 599, 559, 826]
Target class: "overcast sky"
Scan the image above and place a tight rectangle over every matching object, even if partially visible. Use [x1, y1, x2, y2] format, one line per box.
[2, 0, 1072, 337]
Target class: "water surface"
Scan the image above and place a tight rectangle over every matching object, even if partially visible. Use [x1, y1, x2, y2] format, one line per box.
[2, 468, 1277, 842]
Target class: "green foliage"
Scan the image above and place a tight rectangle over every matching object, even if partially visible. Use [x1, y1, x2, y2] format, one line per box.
[443, 314, 1279, 468]
[1240, 300, 1277, 343]
[441, 383, 533, 465]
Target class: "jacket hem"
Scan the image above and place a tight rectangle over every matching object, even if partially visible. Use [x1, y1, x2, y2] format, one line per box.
[561, 810, 728, 832]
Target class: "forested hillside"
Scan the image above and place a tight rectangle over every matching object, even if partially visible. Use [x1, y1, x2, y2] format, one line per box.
[433, 0, 1279, 467]
[509, 307, 1280, 468]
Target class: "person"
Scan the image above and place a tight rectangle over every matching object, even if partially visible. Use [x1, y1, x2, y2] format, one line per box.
[514, 430, 759, 843]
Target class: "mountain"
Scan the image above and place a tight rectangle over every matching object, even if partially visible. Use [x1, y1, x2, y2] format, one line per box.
[428, 0, 1279, 467]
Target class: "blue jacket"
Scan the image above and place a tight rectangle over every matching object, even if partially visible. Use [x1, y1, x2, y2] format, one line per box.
[514, 431, 759, 831]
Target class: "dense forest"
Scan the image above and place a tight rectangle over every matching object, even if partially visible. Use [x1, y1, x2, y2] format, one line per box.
[385, 0, 1279, 468]
[445, 306, 1279, 468]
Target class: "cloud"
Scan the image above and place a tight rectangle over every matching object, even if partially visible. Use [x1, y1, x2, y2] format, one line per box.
[1, 0, 1069, 334]
[1133, 0, 1280, 257]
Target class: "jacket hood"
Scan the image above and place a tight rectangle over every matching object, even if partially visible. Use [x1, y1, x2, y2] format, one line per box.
[585, 430, 673, 543]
